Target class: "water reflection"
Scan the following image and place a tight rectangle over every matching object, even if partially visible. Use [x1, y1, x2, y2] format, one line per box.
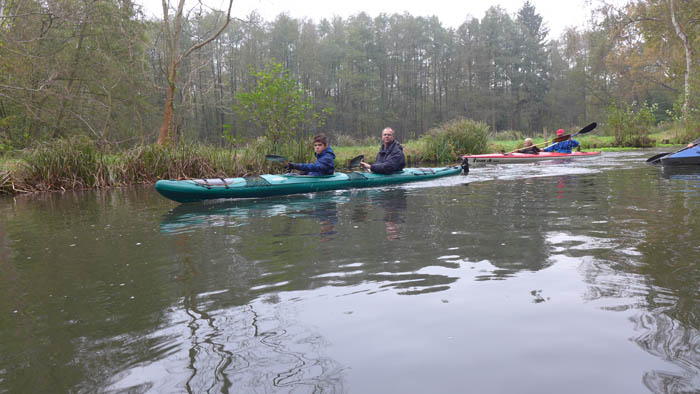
[4, 153, 700, 393]
[567, 166, 700, 394]
[344, 189, 407, 240]
[631, 311, 700, 394]
[159, 194, 349, 236]
[379, 189, 407, 240]
[106, 296, 347, 393]
[158, 188, 463, 298]
[660, 165, 700, 185]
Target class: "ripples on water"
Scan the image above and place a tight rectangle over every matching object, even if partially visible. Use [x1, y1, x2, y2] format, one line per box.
[1, 151, 699, 393]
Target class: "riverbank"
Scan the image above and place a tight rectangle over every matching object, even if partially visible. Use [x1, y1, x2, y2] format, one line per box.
[0, 128, 687, 196]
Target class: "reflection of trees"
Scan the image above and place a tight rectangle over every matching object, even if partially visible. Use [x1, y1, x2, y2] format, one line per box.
[140, 295, 347, 393]
[440, 178, 564, 278]
[572, 167, 700, 393]
[161, 189, 460, 296]
[632, 311, 700, 394]
[0, 189, 182, 393]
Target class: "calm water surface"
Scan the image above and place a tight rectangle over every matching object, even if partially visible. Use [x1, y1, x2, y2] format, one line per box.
[1, 151, 699, 394]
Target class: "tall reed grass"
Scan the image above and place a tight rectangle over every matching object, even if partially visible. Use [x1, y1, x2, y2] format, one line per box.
[21, 137, 108, 191]
[4, 138, 291, 193]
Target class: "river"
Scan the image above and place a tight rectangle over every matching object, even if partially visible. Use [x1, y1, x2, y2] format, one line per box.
[1, 150, 699, 394]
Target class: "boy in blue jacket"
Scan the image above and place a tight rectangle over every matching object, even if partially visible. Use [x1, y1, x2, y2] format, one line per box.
[285, 134, 335, 176]
[544, 129, 580, 153]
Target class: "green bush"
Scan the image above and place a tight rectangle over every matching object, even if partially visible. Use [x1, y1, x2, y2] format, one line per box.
[420, 118, 489, 162]
[605, 102, 656, 147]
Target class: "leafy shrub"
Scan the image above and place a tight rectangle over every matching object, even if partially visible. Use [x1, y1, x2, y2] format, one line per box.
[233, 61, 333, 159]
[606, 102, 656, 147]
[420, 118, 489, 162]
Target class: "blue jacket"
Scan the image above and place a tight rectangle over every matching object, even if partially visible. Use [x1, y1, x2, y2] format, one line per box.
[370, 140, 406, 174]
[544, 139, 579, 153]
[292, 146, 335, 176]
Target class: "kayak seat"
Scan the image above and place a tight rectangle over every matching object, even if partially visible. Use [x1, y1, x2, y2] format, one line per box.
[193, 178, 242, 189]
[413, 168, 436, 175]
[244, 176, 272, 187]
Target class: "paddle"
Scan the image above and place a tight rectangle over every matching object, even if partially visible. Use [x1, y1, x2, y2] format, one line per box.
[553, 122, 597, 143]
[646, 152, 671, 163]
[507, 122, 597, 154]
[265, 154, 365, 171]
[348, 155, 364, 169]
[646, 145, 693, 164]
[265, 154, 288, 163]
[539, 122, 597, 151]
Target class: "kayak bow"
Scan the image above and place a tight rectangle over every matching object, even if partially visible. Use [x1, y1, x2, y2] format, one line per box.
[659, 146, 700, 166]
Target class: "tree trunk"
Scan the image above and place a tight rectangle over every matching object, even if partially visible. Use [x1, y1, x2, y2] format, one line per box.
[669, 0, 691, 120]
[158, 68, 177, 145]
[156, 0, 233, 145]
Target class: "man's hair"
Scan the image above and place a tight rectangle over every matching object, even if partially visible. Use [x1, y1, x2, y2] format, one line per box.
[313, 133, 328, 146]
[382, 127, 394, 135]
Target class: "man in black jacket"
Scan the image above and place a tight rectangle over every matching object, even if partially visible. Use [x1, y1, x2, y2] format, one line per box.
[359, 127, 406, 174]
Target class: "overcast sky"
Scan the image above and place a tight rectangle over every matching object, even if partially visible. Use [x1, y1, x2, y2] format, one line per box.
[138, 0, 604, 38]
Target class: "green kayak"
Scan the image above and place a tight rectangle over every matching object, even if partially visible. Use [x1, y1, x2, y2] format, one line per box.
[155, 166, 466, 203]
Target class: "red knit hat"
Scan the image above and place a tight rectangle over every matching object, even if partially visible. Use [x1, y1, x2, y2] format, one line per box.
[556, 129, 565, 136]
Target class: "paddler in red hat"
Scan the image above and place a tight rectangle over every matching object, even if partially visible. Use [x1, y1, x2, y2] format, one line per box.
[543, 128, 580, 153]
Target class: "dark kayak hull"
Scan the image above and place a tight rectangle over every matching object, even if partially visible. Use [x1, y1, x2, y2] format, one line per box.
[155, 166, 464, 203]
[462, 151, 601, 164]
[660, 146, 700, 166]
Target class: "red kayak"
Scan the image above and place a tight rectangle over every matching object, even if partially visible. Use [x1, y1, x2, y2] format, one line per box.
[463, 151, 601, 165]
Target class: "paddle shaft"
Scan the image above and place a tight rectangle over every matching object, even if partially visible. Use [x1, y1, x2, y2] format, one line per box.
[266, 154, 365, 171]
[540, 122, 596, 151]
[507, 135, 571, 154]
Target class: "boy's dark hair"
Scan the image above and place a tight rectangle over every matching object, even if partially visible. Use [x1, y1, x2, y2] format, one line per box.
[313, 134, 328, 146]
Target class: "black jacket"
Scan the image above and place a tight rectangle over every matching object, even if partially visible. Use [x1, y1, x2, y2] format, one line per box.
[370, 140, 406, 174]
[517, 146, 540, 154]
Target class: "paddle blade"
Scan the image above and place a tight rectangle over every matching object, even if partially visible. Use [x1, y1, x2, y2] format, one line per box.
[265, 154, 287, 163]
[348, 155, 364, 168]
[551, 122, 596, 143]
[574, 122, 597, 136]
[646, 152, 670, 163]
